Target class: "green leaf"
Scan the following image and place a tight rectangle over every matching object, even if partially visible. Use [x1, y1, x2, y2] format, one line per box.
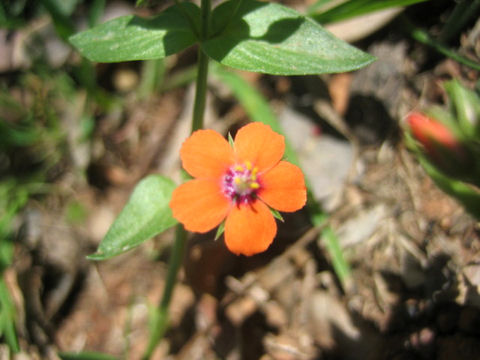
[203, 0, 375, 75]
[445, 79, 480, 138]
[0, 280, 19, 353]
[58, 352, 118, 360]
[307, 0, 333, 14]
[310, 0, 428, 24]
[70, 3, 200, 62]
[88, 175, 178, 260]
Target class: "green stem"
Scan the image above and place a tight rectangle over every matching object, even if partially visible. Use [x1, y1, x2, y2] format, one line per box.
[401, 16, 480, 72]
[142, 1, 212, 358]
[191, 0, 211, 132]
[142, 225, 187, 360]
[192, 50, 210, 132]
[439, 0, 480, 44]
[411, 27, 480, 71]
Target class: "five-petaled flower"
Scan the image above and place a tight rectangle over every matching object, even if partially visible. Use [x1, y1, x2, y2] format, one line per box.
[169, 122, 307, 256]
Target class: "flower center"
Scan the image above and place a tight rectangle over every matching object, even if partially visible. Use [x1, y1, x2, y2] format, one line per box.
[222, 161, 261, 204]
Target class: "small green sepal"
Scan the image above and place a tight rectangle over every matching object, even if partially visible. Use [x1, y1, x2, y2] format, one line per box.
[270, 208, 284, 222]
[215, 222, 225, 240]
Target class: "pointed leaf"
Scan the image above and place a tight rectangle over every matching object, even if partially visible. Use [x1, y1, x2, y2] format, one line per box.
[70, 3, 200, 62]
[88, 175, 177, 260]
[309, 0, 428, 24]
[58, 352, 118, 360]
[203, 0, 375, 75]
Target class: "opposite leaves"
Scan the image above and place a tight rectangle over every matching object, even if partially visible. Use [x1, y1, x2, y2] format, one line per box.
[70, 0, 374, 75]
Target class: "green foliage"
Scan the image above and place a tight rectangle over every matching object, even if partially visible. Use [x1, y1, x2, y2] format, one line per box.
[444, 80, 480, 139]
[0, 179, 28, 353]
[439, 0, 480, 43]
[204, 0, 375, 75]
[309, 0, 428, 24]
[88, 0, 106, 28]
[409, 26, 480, 71]
[0, 280, 19, 353]
[0, 180, 29, 251]
[137, 59, 166, 99]
[69, 3, 201, 62]
[88, 175, 178, 260]
[418, 156, 480, 219]
[406, 80, 480, 218]
[58, 351, 118, 360]
[70, 0, 374, 75]
[321, 227, 351, 286]
[40, 0, 76, 40]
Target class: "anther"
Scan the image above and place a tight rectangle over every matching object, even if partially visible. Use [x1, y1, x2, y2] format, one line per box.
[249, 182, 260, 189]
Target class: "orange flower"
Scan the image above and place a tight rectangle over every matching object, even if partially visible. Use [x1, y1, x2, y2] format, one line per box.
[169, 122, 307, 256]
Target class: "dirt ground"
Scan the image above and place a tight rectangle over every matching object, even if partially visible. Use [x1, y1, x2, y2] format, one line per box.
[3, 1, 480, 359]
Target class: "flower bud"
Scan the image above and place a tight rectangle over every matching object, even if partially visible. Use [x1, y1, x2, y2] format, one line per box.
[407, 112, 472, 178]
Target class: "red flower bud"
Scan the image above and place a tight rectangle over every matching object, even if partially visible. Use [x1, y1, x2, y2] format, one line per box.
[407, 112, 470, 177]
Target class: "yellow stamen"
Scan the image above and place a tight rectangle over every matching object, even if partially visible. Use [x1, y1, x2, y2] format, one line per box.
[245, 161, 252, 170]
[234, 165, 244, 171]
[234, 177, 242, 185]
[249, 182, 260, 189]
[251, 167, 258, 180]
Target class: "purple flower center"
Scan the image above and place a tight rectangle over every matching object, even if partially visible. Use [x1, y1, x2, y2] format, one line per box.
[222, 161, 261, 204]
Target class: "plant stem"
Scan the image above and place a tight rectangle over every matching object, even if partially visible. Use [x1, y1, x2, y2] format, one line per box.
[141, 226, 187, 360]
[142, 0, 212, 358]
[192, 50, 209, 132]
[401, 16, 480, 72]
[410, 27, 480, 71]
[191, 0, 211, 132]
[439, 0, 480, 44]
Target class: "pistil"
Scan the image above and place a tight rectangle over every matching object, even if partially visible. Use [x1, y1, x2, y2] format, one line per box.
[222, 162, 261, 204]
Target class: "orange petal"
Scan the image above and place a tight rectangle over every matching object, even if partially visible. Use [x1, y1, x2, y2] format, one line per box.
[224, 200, 277, 256]
[180, 129, 235, 179]
[234, 123, 285, 171]
[170, 179, 231, 233]
[258, 161, 306, 212]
